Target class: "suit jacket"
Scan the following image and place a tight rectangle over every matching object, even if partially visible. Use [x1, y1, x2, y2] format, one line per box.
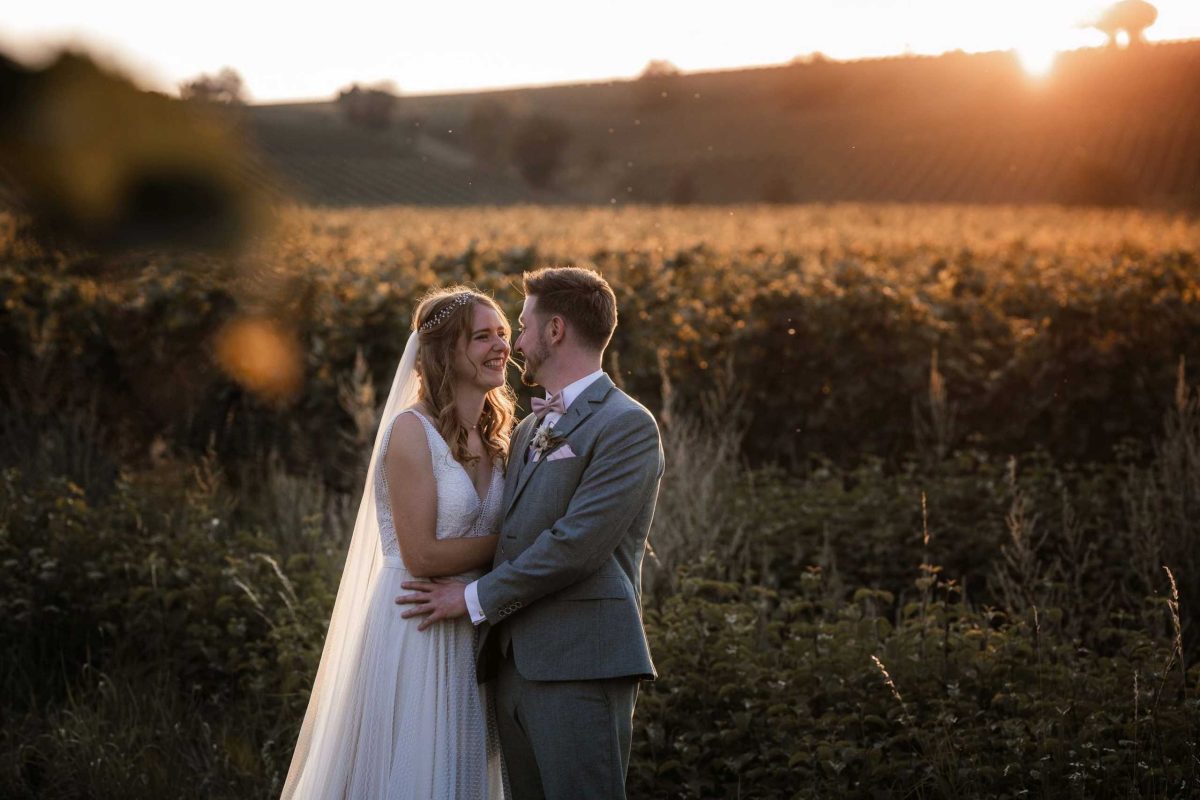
[474, 374, 664, 683]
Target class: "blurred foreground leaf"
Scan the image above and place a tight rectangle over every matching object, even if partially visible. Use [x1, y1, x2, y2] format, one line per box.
[0, 51, 267, 252]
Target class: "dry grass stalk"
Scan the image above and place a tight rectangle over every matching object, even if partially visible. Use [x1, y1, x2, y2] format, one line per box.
[993, 457, 1052, 614]
[913, 347, 958, 463]
[1152, 565, 1187, 717]
[871, 654, 913, 728]
[921, 491, 930, 549]
[337, 347, 378, 455]
[1165, 565, 1183, 661]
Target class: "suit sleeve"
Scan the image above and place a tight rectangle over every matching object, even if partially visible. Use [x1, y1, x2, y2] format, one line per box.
[475, 408, 662, 622]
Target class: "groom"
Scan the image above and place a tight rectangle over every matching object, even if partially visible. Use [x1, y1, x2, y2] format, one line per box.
[397, 266, 664, 799]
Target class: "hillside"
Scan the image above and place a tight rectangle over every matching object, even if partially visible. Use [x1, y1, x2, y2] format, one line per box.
[243, 42, 1200, 208]
[242, 103, 561, 205]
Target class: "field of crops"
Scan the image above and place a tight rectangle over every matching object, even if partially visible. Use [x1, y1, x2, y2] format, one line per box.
[2, 203, 1199, 797]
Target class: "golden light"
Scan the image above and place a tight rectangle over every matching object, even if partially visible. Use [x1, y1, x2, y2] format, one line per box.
[980, 1, 1110, 79]
[213, 317, 304, 403]
[1015, 43, 1060, 78]
[7, 0, 1198, 101]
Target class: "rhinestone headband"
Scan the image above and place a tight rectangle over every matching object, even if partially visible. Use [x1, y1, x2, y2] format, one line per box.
[418, 292, 473, 333]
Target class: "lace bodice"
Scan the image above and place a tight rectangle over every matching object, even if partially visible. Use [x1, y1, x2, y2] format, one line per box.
[374, 408, 503, 572]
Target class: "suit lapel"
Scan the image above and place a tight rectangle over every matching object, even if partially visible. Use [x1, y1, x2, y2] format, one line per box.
[506, 375, 615, 517]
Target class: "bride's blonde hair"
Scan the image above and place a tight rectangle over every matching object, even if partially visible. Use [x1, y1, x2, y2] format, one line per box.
[413, 286, 516, 466]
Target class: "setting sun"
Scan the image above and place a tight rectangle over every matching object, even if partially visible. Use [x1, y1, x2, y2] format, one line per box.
[1015, 42, 1062, 77]
[971, 0, 1107, 77]
[1004, 0, 1164, 77]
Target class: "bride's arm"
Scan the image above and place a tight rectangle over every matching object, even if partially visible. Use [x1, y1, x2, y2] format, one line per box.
[383, 413, 498, 578]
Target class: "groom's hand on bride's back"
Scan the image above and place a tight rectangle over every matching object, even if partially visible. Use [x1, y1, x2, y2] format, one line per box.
[395, 580, 467, 632]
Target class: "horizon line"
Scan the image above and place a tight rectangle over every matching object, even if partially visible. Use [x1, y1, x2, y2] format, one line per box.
[246, 36, 1200, 106]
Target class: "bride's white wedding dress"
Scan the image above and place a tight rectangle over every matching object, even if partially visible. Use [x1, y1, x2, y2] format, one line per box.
[285, 407, 506, 799]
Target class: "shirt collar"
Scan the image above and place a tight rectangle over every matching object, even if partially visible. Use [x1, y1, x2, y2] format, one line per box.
[555, 370, 606, 412]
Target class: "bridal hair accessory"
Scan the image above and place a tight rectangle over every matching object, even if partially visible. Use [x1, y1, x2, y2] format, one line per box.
[419, 292, 473, 333]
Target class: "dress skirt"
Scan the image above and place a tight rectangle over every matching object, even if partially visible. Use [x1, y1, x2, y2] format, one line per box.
[290, 557, 503, 799]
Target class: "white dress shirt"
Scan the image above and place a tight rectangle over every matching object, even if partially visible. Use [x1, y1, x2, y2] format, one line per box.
[464, 370, 606, 625]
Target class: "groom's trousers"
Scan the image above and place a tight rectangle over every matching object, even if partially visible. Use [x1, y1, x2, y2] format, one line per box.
[494, 643, 639, 800]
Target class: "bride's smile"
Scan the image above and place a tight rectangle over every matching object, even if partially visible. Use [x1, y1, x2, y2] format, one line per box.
[456, 304, 511, 390]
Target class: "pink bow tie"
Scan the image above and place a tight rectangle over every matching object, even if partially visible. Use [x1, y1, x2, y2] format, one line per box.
[531, 392, 567, 421]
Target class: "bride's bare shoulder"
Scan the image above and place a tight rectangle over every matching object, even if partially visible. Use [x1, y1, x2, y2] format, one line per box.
[384, 409, 432, 470]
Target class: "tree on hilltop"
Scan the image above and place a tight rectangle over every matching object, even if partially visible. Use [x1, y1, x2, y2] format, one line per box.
[1090, 0, 1158, 46]
[639, 59, 681, 80]
[336, 82, 399, 130]
[635, 59, 682, 110]
[179, 67, 247, 104]
[789, 52, 830, 66]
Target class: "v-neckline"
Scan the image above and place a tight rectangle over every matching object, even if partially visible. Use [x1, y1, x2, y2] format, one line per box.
[458, 460, 500, 508]
[410, 408, 498, 506]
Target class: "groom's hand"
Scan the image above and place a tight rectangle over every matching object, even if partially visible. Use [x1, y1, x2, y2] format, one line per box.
[395, 580, 467, 631]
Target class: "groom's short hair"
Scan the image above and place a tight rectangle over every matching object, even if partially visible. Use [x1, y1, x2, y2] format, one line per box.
[523, 267, 617, 352]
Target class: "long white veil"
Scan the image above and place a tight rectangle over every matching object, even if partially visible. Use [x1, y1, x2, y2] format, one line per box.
[281, 330, 421, 800]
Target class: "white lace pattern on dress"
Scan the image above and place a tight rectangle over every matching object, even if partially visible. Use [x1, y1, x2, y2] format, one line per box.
[375, 409, 503, 571]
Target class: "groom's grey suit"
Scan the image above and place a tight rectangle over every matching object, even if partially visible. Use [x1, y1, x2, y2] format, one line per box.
[474, 374, 663, 800]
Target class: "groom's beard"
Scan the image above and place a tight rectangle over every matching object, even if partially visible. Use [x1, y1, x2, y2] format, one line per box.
[519, 336, 550, 387]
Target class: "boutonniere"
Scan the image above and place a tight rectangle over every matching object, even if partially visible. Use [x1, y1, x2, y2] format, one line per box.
[530, 425, 567, 462]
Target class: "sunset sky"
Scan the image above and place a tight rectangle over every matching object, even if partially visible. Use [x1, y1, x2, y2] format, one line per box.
[2, 0, 1198, 102]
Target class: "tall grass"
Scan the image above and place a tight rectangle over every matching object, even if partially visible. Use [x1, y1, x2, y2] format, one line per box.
[1120, 358, 1200, 649]
[642, 352, 749, 601]
[1, 668, 273, 800]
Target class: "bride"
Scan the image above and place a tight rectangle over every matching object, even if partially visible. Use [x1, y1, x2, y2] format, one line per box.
[282, 287, 515, 799]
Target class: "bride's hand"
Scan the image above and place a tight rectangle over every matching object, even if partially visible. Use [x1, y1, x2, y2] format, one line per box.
[395, 580, 468, 631]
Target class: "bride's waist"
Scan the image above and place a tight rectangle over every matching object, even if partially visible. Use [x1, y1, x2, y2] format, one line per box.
[379, 556, 482, 583]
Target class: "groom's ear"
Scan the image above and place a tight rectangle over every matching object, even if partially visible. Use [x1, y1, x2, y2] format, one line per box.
[547, 315, 567, 345]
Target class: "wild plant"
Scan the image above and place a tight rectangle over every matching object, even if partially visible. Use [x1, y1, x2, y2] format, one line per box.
[642, 351, 748, 601]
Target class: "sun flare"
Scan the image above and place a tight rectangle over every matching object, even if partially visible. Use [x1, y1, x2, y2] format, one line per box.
[1015, 44, 1060, 77]
[1001, 0, 1105, 78]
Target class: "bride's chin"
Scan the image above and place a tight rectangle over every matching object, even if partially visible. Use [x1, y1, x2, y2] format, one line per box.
[479, 371, 506, 390]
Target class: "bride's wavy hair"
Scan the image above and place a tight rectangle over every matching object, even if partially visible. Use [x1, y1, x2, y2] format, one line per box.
[412, 286, 517, 466]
